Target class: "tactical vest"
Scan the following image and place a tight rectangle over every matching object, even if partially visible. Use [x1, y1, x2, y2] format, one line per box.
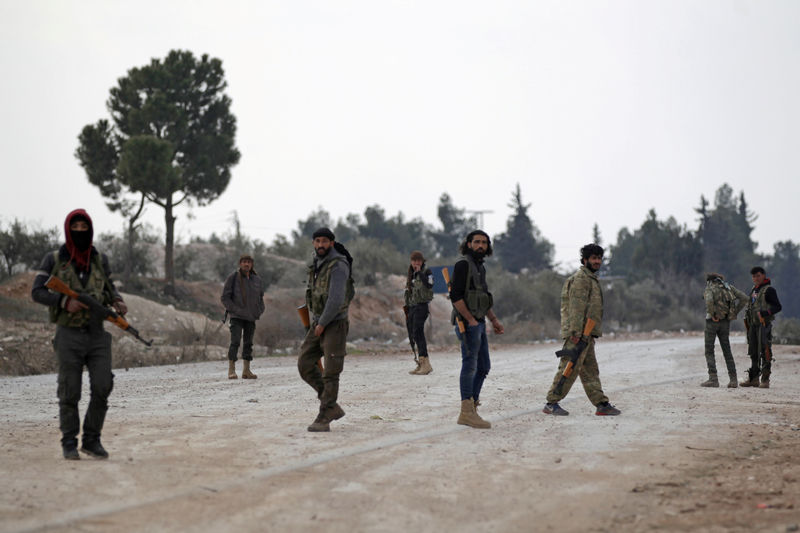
[48, 251, 110, 327]
[704, 279, 738, 320]
[454, 256, 493, 321]
[746, 284, 775, 325]
[306, 256, 355, 317]
[408, 269, 434, 306]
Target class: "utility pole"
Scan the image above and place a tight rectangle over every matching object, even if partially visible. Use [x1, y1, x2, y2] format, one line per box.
[465, 209, 493, 230]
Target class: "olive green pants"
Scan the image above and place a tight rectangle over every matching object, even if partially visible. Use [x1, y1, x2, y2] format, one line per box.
[297, 318, 349, 411]
[546, 337, 609, 406]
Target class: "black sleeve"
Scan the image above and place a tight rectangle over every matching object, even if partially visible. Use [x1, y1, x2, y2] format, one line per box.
[450, 261, 468, 303]
[765, 287, 782, 316]
[31, 251, 61, 307]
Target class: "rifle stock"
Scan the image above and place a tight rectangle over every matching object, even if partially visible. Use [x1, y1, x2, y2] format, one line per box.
[442, 267, 465, 333]
[45, 275, 153, 346]
[296, 303, 323, 371]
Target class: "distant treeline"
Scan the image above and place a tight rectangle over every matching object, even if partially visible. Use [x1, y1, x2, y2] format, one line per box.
[2, 183, 798, 337]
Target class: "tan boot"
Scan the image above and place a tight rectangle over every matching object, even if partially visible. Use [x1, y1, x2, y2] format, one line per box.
[409, 360, 421, 375]
[457, 398, 491, 429]
[242, 360, 257, 379]
[417, 356, 433, 375]
[228, 360, 238, 379]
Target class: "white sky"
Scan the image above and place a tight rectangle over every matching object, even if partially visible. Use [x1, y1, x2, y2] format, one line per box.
[1, 0, 798, 269]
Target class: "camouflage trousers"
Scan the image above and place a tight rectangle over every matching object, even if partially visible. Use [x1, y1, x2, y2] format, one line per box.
[546, 337, 609, 406]
[746, 321, 773, 380]
[704, 319, 736, 378]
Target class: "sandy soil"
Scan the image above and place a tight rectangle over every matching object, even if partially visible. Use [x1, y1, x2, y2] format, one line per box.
[1, 336, 799, 533]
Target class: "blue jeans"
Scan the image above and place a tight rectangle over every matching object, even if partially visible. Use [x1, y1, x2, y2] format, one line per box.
[455, 322, 491, 401]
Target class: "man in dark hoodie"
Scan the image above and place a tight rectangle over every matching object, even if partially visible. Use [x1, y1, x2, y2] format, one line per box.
[450, 230, 504, 429]
[220, 254, 265, 380]
[298, 228, 354, 432]
[31, 209, 126, 460]
[741, 266, 782, 388]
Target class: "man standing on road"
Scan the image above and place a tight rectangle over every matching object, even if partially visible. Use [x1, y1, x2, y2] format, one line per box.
[741, 266, 782, 388]
[451, 230, 504, 429]
[298, 228, 354, 432]
[31, 209, 126, 460]
[220, 254, 265, 380]
[701, 273, 749, 388]
[405, 250, 435, 375]
[543, 244, 620, 417]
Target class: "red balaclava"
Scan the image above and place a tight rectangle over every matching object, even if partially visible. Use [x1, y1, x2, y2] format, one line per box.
[64, 209, 94, 271]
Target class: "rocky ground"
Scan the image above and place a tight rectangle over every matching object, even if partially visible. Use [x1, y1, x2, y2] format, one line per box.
[1, 337, 799, 533]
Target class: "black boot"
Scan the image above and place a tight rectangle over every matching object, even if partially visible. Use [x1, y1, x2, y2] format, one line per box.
[80, 439, 109, 459]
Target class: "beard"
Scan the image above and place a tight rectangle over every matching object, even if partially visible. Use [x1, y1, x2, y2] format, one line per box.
[70, 230, 92, 251]
[315, 246, 330, 257]
[468, 248, 486, 261]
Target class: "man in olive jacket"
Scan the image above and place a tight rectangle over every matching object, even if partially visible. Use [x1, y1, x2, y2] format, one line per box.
[221, 254, 265, 379]
[543, 244, 620, 417]
[298, 228, 354, 432]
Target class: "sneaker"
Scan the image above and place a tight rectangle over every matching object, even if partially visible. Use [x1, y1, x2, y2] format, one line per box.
[543, 403, 569, 416]
[63, 441, 80, 460]
[307, 413, 331, 432]
[595, 402, 621, 416]
[80, 439, 109, 459]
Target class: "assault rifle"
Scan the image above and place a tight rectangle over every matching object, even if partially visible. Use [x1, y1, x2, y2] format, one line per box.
[45, 275, 153, 346]
[759, 314, 772, 363]
[553, 318, 597, 396]
[296, 303, 324, 372]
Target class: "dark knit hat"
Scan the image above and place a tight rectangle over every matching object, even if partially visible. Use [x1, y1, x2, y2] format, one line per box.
[410, 250, 425, 262]
[312, 227, 335, 240]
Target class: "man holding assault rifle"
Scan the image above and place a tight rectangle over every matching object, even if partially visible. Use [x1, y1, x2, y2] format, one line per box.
[543, 243, 620, 417]
[31, 209, 131, 460]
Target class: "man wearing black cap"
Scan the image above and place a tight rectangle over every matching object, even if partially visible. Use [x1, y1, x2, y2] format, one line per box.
[31, 209, 126, 460]
[221, 253, 266, 379]
[298, 228, 355, 432]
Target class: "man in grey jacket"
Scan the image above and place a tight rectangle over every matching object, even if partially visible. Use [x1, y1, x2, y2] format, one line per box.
[221, 254, 265, 379]
[298, 228, 354, 432]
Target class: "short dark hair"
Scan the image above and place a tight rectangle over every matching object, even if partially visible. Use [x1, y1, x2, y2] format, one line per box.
[750, 266, 766, 276]
[459, 230, 493, 256]
[580, 243, 604, 260]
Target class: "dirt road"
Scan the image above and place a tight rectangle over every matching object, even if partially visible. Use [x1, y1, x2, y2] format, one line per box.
[2, 336, 799, 532]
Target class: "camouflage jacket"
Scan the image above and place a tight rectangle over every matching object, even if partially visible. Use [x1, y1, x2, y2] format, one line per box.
[703, 278, 748, 321]
[560, 265, 602, 339]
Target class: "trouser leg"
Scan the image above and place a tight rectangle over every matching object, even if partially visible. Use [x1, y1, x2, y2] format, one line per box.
[298, 328, 324, 397]
[716, 320, 736, 377]
[471, 329, 491, 403]
[457, 322, 484, 401]
[82, 330, 114, 442]
[703, 320, 718, 376]
[55, 327, 85, 446]
[228, 318, 244, 361]
[241, 320, 256, 361]
[577, 343, 609, 406]
[319, 319, 348, 410]
[410, 304, 429, 358]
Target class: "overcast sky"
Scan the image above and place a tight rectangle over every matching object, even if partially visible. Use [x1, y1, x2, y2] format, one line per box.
[1, 1, 798, 269]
